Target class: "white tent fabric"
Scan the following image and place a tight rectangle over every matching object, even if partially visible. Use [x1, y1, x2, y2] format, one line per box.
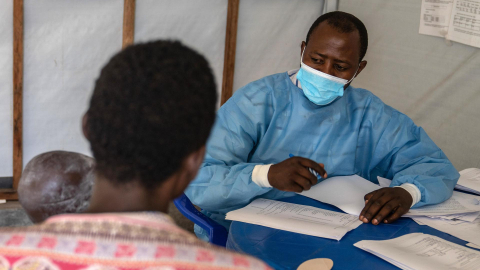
[0, 0, 478, 178]
[0, 0, 325, 177]
[0, 0, 13, 177]
[339, 0, 480, 170]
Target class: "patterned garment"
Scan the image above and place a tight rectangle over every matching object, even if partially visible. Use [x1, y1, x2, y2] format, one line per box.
[0, 212, 271, 270]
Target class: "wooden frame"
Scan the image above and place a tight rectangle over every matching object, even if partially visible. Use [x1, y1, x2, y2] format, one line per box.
[0, 0, 240, 200]
[221, 0, 240, 105]
[0, 0, 23, 200]
[122, 0, 136, 49]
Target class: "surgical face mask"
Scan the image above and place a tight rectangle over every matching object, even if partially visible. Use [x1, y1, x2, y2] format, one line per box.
[296, 48, 358, 105]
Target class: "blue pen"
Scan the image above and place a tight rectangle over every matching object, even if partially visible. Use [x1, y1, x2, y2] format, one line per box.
[289, 153, 320, 178]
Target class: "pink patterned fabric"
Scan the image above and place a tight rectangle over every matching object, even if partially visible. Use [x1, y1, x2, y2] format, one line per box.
[0, 212, 271, 270]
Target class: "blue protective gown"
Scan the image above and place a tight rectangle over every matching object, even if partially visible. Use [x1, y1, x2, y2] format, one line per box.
[185, 72, 460, 237]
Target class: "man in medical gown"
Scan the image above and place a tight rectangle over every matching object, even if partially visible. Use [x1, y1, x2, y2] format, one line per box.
[186, 11, 459, 240]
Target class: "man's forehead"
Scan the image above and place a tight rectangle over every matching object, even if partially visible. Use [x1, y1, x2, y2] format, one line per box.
[308, 21, 361, 60]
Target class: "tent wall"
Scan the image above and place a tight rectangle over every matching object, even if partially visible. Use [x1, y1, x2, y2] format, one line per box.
[2, 0, 477, 182]
[339, 0, 480, 170]
[0, 0, 325, 178]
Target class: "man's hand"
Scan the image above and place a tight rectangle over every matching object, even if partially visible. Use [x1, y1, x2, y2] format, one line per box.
[268, 157, 327, 192]
[359, 187, 413, 225]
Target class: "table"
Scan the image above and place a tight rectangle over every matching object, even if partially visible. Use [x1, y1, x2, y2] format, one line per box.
[226, 195, 470, 270]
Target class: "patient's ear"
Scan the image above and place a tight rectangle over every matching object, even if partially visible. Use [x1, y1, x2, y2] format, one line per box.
[171, 146, 206, 198]
[82, 113, 89, 141]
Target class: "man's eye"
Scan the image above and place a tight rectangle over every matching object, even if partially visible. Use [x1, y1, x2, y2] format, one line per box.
[335, 65, 346, 71]
[311, 58, 323, 64]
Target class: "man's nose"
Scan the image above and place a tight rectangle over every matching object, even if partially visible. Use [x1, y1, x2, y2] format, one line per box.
[319, 64, 335, 76]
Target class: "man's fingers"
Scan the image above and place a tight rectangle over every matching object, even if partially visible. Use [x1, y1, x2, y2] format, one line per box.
[372, 200, 399, 225]
[384, 205, 409, 224]
[293, 174, 313, 191]
[295, 167, 317, 186]
[360, 191, 392, 223]
[359, 190, 384, 220]
[286, 182, 305, 193]
[297, 157, 327, 178]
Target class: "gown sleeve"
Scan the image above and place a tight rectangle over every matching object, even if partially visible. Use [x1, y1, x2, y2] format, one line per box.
[185, 91, 273, 213]
[369, 105, 460, 208]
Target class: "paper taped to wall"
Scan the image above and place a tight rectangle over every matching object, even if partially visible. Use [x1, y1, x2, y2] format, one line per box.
[420, 0, 480, 48]
[419, 0, 454, 38]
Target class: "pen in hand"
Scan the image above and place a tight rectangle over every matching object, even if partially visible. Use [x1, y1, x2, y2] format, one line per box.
[288, 154, 323, 178]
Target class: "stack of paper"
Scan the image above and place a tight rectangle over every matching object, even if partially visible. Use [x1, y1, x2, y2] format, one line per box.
[411, 191, 480, 247]
[355, 233, 480, 270]
[300, 175, 480, 218]
[225, 198, 362, 241]
[455, 168, 480, 195]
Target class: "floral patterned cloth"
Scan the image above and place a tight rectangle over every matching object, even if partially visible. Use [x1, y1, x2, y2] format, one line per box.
[0, 212, 271, 270]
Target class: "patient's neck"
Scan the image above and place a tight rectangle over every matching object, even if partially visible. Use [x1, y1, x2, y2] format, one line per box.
[85, 174, 170, 214]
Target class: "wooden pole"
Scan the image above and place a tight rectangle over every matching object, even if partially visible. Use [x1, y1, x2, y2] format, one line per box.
[122, 0, 136, 49]
[12, 0, 23, 196]
[221, 0, 240, 105]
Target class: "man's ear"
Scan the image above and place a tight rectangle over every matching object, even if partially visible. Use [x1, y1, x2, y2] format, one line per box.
[301, 41, 306, 58]
[355, 60, 368, 77]
[82, 113, 89, 141]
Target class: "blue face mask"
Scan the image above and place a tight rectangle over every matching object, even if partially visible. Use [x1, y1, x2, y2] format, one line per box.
[296, 49, 358, 105]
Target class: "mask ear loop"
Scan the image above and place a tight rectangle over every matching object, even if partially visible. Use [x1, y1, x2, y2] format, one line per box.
[345, 65, 360, 85]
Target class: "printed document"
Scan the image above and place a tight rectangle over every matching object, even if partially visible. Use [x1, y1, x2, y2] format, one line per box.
[419, 0, 454, 37]
[226, 198, 362, 240]
[414, 214, 480, 246]
[420, 0, 480, 48]
[455, 168, 480, 195]
[355, 233, 480, 270]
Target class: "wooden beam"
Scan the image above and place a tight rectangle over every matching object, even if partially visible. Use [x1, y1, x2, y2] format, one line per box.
[221, 0, 240, 105]
[12, 0, 24, 195]
[122, 0, 136, 49]
[0, 192, 19, 201]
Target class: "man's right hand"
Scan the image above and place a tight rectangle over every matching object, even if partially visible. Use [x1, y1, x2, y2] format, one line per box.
[267, 157, 327, 192]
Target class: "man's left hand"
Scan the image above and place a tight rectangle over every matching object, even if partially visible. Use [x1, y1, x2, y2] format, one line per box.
[359, 187, 413, 225]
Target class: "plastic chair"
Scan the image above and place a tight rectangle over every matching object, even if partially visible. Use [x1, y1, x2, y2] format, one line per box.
[173, 193, 228, 247]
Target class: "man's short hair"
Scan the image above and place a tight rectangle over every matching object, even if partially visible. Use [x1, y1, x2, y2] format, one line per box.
[86, 40, 217, 188]
[306, 11, 368, 62]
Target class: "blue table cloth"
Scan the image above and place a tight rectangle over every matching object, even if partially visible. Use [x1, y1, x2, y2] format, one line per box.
[226, 195, 470, 270]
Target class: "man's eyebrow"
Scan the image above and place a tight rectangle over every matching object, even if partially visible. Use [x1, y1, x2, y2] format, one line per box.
[311, 52, 352, 65]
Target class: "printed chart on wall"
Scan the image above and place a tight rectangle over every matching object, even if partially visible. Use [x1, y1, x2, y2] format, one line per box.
[420, 0, 480, 48]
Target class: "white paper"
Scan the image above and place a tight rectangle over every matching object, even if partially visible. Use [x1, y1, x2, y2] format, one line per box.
[419, 0, 454, 37]
[405, 191, 480, 217]
[447, 0, 480, 48]
[226, 198, 362, 240]
[0, 199, 6, 204]
[413, 215, 480, 247]
[355, 233, 480, 270]
[299, 175, 381, 216]
[377, 176, 392, 188]
[468, 243, 480, 249]
[455, 168, 480, 195]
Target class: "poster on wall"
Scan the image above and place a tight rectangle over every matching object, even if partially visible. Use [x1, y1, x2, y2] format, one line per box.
[420, 0, 480, 48]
